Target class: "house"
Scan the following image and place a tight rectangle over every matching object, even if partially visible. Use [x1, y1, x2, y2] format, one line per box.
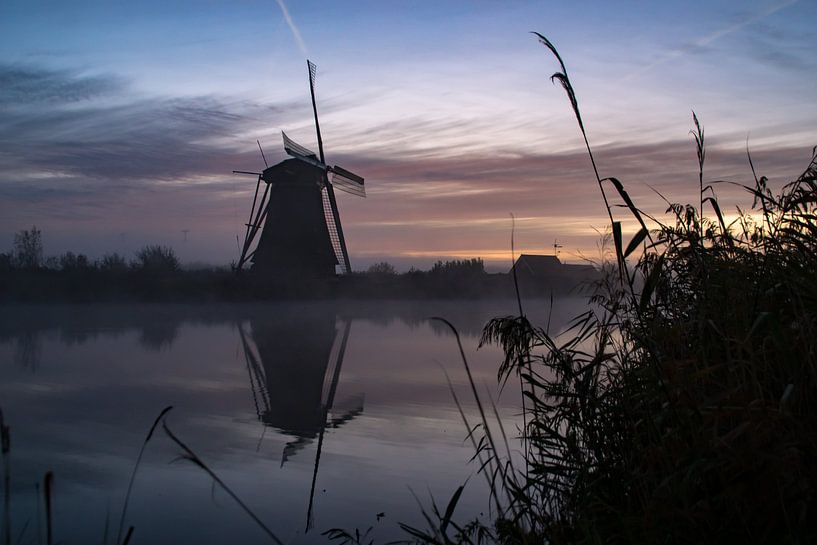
[510, 254, 598, 293]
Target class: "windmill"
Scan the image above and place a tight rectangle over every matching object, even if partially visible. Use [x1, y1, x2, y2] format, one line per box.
[234, 60, 365, 277]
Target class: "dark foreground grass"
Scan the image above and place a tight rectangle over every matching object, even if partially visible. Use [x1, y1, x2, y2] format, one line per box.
[388, 34, 817, 545]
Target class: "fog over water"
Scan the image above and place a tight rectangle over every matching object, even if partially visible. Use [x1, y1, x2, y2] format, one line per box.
[0, 298, 588, 544]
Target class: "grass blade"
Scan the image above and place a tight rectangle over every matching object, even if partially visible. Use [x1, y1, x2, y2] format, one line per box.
[116, 405, 173, 545]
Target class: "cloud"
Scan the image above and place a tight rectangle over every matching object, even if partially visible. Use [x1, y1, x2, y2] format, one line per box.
[625, 0, 799, 80]
[742, 20, 816, 72]
[322, 137, 813, 264]
[1, 62, 813, 265]
[0, 64, 122, 105]
[0, 64, 310, 186]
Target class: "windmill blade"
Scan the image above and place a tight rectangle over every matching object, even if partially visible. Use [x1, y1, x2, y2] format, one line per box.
[281, 436, 313, 466]
[329, 393, 364, 428]
[237, 322, 270, 417]
[282, 131, 327, 171]
[282, 131, 318, 160]
[308, 59, 317, 87]
[307, 59, 325, 163]
[330, 165, 366, 198]
[321, 186, 351, 274]
[257, 140, 269, 168]
[237, 179, 271, 270]
[235, 173, 263, 271]
[306, 318, 352, 531]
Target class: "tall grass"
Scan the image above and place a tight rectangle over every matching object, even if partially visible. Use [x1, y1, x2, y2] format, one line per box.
[397, 34, 817, 544]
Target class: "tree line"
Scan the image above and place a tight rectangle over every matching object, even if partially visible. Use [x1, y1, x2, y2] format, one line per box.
[1, 226, 181, 274]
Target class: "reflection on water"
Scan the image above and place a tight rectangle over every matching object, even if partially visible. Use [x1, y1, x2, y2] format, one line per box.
[242, 310, 356, 450]
[240, 309, 363, 530]
[0, 298, 587, 544]
[13, 330, 40, 369]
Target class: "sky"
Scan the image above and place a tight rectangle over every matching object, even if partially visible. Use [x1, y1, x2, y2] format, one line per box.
[1, 0, 815, 271]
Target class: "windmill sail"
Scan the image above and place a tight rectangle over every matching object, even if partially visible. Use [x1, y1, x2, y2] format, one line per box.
[321, 187, 349, 274]
[330, 166, 366, 197]
[283, 131, 324, 168]
[305, 59, 353, 274]
[308, 60, 325, 163]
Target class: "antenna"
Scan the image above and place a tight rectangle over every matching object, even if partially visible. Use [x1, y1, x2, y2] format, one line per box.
[554, 239, 563, 256]
[182, 229, 189, 243]
[307, 60, 325, 163]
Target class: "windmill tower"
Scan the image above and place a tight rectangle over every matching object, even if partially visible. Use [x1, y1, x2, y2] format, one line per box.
[235, 60, 365, 277]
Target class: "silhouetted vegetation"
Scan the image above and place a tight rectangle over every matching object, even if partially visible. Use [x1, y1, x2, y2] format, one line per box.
[430, 258, 485, 276]
[366, 261, 396, 276]
[99, 252, 128, 272]
[134, 245, 180, 273]
[0, 242, 216, 301]
[387, 35, 817, 545]
[0, 243, 591, 301]
[12, 226, 42, 270]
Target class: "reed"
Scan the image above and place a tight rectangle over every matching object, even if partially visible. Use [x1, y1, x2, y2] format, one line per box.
[160, 417, 285, 545]
[392, 34, 817, 545]
[115, 405, 173, 545]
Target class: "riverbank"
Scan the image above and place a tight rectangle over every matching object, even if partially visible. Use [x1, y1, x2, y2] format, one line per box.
[0, 267, 596, 302]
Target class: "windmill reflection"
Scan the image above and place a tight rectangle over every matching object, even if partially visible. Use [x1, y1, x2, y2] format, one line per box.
[237, 309, 362, 531]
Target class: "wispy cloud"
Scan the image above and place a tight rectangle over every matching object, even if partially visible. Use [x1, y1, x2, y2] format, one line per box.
[0, 64, 308, 184]
[274, 0, 308, 58]
[0, 65, 122, 105]
[1, 62, 812, 264]
[625, 0, 799, 80]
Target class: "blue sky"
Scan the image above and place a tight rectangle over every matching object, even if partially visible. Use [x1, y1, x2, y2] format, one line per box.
[1, 0, 815, 269]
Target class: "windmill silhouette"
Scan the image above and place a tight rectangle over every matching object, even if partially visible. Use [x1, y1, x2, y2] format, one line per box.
[234, 60, 365, 276]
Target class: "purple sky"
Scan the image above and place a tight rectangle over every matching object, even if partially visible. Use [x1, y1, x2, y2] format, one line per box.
[1, 0, 815, 270]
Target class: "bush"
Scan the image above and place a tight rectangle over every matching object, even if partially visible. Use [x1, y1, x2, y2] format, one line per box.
[429, 258, 485, 276]
[99, 252, 128, 272]
[134, 245, 180, 273]
[366, 261, 396, 276]
[59, 252, 90, 271]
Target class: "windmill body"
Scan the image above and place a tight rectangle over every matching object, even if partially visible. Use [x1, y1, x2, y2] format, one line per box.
[251, 159, 337, 277]
[235, 61, 365, 278]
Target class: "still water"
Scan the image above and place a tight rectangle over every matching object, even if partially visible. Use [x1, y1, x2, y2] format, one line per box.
[0, 298, 586, 544]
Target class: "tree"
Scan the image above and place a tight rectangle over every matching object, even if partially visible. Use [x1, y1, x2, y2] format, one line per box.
[135, 245, 180, 273]
[99, 252, 128, 272]
[59, 251, 90, 271]
[13, 226, 43, 269]
[367, 261, 396, 276]
[430, 258, 485, 276]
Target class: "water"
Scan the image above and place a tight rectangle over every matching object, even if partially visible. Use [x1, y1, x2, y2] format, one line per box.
[0, 298, 587, 544]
